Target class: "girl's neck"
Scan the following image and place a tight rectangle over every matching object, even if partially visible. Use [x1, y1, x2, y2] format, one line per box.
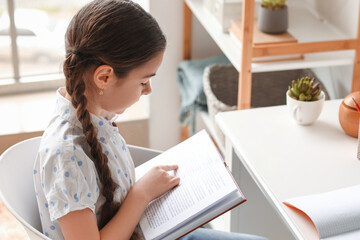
[64, 90, 114, 121]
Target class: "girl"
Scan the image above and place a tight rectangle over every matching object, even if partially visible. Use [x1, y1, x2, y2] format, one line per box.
[33, 1, 267, 240]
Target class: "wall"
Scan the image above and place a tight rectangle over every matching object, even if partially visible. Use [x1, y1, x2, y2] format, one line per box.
[147, 0, 222, 150]
[304, 0, 358, 37]
[146, 0, 182, 151]
[303, 0, 360, 99]
[0, 131, 43, 155]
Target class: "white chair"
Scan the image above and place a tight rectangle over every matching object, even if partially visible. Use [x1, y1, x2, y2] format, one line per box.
[0, 137, 161, 240]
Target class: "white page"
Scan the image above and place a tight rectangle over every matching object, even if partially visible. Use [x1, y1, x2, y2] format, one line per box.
[163, 191, 244, 240]
[323, 229, 360, 240]
[135, 130, 239, 240]
[284, 185, 360, 239]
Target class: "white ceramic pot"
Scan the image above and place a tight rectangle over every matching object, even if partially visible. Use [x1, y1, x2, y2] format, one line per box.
[286, 90, 325, 125]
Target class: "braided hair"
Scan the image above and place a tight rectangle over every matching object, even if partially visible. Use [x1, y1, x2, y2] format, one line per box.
[62, 0, 166, 229]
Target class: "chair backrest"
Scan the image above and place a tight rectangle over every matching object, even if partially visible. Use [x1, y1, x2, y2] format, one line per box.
[128, 144, 162, 167]
[0, 137, 48, 240]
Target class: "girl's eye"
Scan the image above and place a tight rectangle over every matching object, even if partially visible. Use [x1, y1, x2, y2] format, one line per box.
[141, 78, 151, 86]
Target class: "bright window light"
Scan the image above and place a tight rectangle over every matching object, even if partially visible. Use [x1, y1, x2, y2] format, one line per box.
[0, 0, 92, 92]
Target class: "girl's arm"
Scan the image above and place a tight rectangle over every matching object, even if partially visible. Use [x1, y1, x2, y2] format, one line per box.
[58, 165, 180, 240]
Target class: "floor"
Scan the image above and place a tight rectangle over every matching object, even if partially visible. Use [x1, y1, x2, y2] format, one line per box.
[0, 200, 29, 240]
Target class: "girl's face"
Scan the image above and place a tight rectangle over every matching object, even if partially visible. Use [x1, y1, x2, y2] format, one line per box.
[91, 51, 164, 116]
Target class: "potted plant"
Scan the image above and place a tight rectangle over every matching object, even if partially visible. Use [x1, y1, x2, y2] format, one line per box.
[258, 0, 288, 34]
[286, 76, 325, 125]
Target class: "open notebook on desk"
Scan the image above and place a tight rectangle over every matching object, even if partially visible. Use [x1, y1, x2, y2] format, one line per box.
[284, 185, 360, 240]
[135, 130, 246, 240]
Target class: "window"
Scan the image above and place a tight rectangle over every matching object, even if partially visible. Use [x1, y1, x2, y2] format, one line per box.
[0, 0, 91, 95]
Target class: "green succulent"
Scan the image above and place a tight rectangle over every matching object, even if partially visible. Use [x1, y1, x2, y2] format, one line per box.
[261, 0, 287, 9]
[288, 76, 322, 101]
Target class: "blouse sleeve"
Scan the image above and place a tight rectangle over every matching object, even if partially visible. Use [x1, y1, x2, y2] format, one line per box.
[40, 143, 100, 221]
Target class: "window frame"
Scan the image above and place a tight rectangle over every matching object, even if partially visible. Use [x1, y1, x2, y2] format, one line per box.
[1, 0, 65, 95]
[7, 0, 20, 83]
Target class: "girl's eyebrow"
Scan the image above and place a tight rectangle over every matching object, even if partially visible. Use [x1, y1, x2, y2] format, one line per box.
[143, 73, 156, 78]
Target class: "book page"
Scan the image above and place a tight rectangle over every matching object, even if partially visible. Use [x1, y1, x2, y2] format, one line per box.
[163, 190, 244, 240]
[135, 130, 241, 240]
[323, 230, 360, 240]
[284, 185, 360, 239]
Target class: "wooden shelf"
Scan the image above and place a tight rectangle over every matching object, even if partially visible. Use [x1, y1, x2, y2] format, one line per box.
[185, 0, 355, 73]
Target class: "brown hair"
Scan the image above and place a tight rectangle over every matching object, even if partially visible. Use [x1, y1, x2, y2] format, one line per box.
[63, 0, 166, 229]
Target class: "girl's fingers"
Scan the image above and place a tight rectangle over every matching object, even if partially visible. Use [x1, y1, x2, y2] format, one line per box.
[158, 164, 178, 171]
[170, 177, 180, 187]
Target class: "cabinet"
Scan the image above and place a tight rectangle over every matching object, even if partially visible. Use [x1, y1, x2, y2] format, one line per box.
[182, 0, 360, 110]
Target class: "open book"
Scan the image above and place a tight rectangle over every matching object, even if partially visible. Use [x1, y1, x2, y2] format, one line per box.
[283, 185, 360, 240]
[135, 130, 246, 240]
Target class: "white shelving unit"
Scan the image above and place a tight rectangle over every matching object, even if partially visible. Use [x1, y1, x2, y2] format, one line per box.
[182, 0, 360, 157]
[185, 0, 355, 73]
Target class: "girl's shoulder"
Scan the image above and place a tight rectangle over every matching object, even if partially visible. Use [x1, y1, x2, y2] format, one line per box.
[38, 116, 92, 166]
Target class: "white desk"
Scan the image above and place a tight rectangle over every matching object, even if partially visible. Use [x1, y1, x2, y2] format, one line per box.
[215, 100, 360, 240]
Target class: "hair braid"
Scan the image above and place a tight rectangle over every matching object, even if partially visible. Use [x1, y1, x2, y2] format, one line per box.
[64, 53, 119, 229]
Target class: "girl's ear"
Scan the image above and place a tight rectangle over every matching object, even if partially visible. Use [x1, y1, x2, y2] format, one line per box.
[92, 65, 115, 91]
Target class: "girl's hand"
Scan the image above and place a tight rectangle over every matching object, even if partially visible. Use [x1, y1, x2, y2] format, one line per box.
[133, 165, 180, 203]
